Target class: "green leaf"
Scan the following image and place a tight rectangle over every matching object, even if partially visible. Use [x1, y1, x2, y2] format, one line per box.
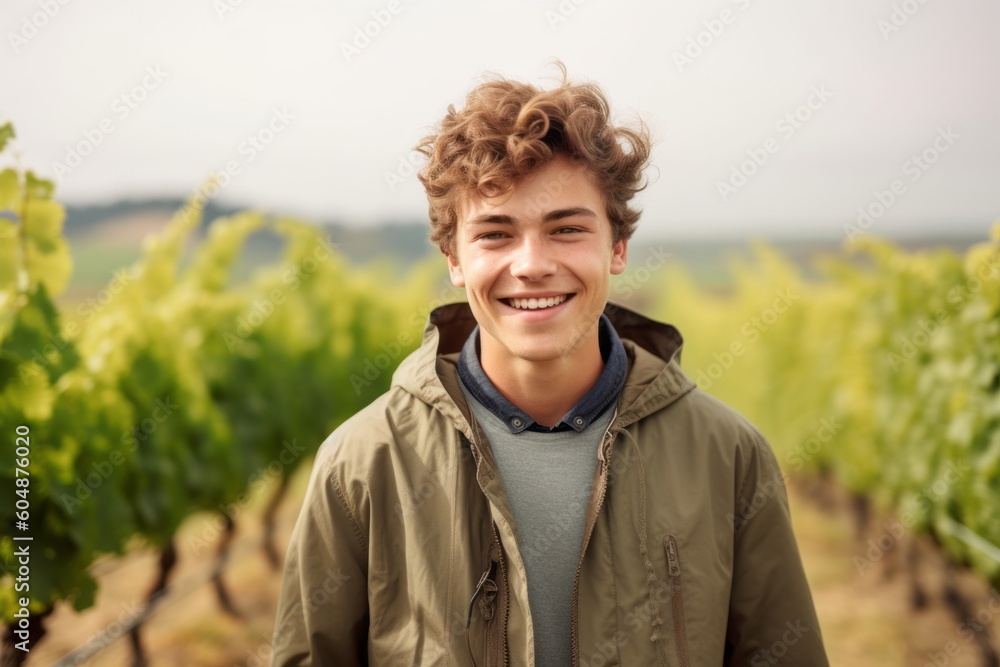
[0, 220, 18, 290]
[0, 168, 19, 211]
[4, 360, 54, 420]
[25, 170, 55, 201]
[25, 236, 73, 296]
[2, 281, 77, 378]
[22, 199, 65, 251]
[0, 123, 14, 154]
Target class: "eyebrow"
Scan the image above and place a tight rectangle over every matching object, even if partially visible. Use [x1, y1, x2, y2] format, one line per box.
[466, 207, 597, 226]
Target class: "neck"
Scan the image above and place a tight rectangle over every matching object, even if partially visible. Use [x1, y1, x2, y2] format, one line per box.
[479, 328, 604, 428]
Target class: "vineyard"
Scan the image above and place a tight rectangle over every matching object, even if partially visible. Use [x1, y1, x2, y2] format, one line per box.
[650, 233, 1000, 580]
[0, 123, 434, 664]
[1, 120, 999, 665]
[645, 232, 1000, 665]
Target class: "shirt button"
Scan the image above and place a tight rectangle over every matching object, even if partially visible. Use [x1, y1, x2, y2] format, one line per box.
[512, 418, 523, 428]
[574, 417, 585, 427]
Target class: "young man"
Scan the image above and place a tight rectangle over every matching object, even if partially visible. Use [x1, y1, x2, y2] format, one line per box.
[271, 64, 829, 666]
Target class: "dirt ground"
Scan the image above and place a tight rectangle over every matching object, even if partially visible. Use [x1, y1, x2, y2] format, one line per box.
[19, 468, 1000, 667]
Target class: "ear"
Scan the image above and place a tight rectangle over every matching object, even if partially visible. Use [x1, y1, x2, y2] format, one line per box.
[446, 251, 465, 287]
[610, 238, 628, 275]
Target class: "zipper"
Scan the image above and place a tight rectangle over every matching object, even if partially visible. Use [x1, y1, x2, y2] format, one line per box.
[569, 409, 620, 667]
[490, 520, 509, 666]
[664, 535, 690, 667]
[466, 425, 510, 667]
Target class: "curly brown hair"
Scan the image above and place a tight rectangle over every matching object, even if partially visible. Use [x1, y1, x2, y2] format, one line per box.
[414, 60, 653, 256]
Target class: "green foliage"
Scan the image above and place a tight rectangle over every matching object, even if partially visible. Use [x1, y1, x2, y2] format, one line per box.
[0, 125, 431, 622]
[4, 112, 997, 624]
[651, 228, 1000, 583]
[0, 129, 87, 616]
[0, 123, 14, 154]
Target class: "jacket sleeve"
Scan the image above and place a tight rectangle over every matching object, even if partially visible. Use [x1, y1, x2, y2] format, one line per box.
[270, 439, 370, 666]
[724, 430, 829, 667]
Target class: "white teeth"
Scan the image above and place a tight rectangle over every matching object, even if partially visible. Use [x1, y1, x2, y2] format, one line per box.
[507, 295, 569, 310]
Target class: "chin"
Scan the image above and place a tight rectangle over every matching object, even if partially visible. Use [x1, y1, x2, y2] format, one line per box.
[510, 340, 575, 362]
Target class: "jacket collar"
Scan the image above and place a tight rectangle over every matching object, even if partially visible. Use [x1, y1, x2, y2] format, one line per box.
[456, 314, 627, 433]
[391, 301, 696, 432]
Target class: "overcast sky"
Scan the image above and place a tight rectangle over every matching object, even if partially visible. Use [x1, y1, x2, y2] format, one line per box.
[1, 0, 998, 241]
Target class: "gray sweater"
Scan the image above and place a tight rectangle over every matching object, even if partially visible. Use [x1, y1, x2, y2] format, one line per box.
[458, 378, 615, 666]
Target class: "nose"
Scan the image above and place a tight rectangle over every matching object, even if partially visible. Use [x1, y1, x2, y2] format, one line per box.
[509, 235, 557, 281]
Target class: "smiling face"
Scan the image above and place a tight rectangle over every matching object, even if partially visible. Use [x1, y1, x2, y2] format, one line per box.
[446, 153, 628, 373]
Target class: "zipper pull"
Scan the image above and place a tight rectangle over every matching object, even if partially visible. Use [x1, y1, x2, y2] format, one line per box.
[597, 411, 619, 463]
[598, 428, 613, 462]
[665, 535, 681, 578]
[480, 577, 498, 620]
[466, 559, 499, 630]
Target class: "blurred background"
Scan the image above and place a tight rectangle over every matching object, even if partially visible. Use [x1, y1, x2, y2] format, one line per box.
[1, 0, 999, 665]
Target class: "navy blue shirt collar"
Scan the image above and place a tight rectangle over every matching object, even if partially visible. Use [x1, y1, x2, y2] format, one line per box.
[457, 314, 627, 434]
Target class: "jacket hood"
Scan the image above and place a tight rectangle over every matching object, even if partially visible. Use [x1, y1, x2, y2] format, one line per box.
[391, 301, 696, 431]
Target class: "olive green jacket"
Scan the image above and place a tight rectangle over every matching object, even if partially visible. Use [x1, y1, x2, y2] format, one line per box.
[271, 302, 829, 666]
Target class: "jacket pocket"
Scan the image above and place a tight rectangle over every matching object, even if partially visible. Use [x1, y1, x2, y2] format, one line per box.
[664, 535, 690, 667]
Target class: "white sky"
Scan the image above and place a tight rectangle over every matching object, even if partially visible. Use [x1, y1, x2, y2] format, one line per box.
[1, 0, 998, 240]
